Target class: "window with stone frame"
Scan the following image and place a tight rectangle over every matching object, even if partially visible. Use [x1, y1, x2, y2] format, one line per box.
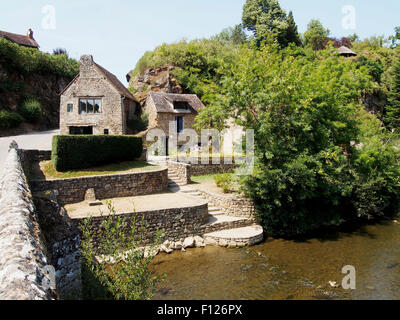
[67, 103, 73, 113]
[79, 98, 101, 114]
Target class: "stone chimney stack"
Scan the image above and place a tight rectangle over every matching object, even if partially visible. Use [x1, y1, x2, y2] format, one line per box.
[27, 28, 34, 39]
[80, 54, 94, 77]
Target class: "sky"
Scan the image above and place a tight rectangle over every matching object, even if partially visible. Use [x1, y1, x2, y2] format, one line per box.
[0, 0, 399, 83]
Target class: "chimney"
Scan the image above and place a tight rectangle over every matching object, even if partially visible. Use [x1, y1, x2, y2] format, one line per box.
[80, 55, 94, 77]
[27, 28, 34, 39]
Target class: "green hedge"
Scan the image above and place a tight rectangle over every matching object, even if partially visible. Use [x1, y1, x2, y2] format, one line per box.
[52, 135, 143, 172]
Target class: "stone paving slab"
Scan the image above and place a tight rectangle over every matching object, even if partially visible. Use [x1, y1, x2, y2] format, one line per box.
[204, 225, 264, 240]
[65, 191, 207, 219]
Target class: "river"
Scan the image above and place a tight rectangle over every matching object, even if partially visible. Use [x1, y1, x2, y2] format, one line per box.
[150, 220, 400, 300]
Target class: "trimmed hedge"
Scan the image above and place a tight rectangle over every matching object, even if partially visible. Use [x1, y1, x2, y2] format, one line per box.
[52, 135, 143, 172]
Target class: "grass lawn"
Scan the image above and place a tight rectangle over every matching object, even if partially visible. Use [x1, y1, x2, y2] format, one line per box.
[190, 174, 216, 184]
[35, 160, 161, 180]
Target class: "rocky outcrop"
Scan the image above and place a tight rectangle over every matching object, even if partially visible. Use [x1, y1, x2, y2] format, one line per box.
[127, 65, 183, 106]
[0, 63, 71, 136]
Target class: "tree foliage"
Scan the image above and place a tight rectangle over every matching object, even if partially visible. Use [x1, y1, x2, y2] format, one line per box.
[242, 0, 300, 48]
[218, 45, 400, 236]
[304, 19, 330, 50]
[384, 47, 400, 129]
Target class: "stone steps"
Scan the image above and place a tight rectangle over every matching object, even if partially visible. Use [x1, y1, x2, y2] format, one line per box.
[167, 169, 187, 187]
[204, 214, 248, 226]
[204, 225, 264, 248]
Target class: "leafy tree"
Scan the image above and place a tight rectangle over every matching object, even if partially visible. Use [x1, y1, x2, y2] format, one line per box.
[81, 202, 165, 300]
[286, 11, 302, 46]
[303, 19, 330, 50]
[347, 33, 360, 43]
[242, 0, 293, 48]
[384, 47, 400, 129]
[389, 27, 400, 48]
[216, 24, 248, 46]
[219, 45, 399, 236]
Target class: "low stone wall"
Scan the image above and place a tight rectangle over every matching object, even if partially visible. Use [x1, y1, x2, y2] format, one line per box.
[19, 149, 52, 166]
[195, 188, 256, 220]
[167, 160, 191, 184]
[72, 203, 209, 245]
[167, 159, 238, 184]
[0, 143, 53, 300]
[29, 168, 169, 205]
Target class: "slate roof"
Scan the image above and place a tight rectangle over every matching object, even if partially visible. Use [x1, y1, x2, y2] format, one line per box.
[60, 57, 137, 102]
[338, 46, 357, 56]
[94, 63, 136, 101]
[148, 92, 204, 114]
[0, 30, 39, 48]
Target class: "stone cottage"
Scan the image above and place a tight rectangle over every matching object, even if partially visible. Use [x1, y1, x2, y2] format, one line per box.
[0, 29, 39, 49]
[59, 55, 139, 135]
[144, 91, 204, 138]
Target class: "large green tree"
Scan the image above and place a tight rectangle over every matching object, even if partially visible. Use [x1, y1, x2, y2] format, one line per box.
[242, 0, 300, 47]
[303, 19, 330, 50]
[219, 45, 400, 236]
[385, 46, 400, 129]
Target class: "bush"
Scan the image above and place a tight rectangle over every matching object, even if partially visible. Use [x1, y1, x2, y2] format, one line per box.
[52, 135, 143, 172]
[80, 202, 164, 300]
[0, 110, 24, 130]
[214, 173, 234, 193]
[21, 99, 42, 123]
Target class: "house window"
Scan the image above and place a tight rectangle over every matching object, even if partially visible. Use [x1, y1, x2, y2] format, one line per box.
[79, 98, 101, 114]
[104, 129, 109, 135]
[176, 116, 183, 133]
[67, 103, 73, 113]
[69, 126, 93, 135]
[173, 101, 189, 110]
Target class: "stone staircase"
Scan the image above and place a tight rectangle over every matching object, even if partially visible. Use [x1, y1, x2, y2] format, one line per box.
[167, 169, 187, 188]
[178, 186, 264, 247]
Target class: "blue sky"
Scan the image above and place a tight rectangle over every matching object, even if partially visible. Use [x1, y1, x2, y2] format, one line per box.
[1, 1, 399, 83]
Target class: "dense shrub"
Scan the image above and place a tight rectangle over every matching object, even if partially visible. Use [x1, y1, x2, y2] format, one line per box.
[0, 38, 79, 78]
[52, 135, 143, 171]
[214, 173, 234, 193]
[0, 110, 24, 130]
[21, 99, 42, 123]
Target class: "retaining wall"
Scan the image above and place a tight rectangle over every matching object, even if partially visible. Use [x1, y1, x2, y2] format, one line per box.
[73, 203, 209, 245]
[195, 188, 256, 220]
[0, 143, 53, 300]
[29, 168, 169, 205]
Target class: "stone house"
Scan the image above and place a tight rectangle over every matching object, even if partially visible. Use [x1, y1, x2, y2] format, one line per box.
[59, 55, 139, 135]
[0, 29, 39, 49]
[144, 92, 204, 144]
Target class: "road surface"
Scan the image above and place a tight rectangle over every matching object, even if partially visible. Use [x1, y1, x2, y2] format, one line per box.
[0, 129, 59, 172]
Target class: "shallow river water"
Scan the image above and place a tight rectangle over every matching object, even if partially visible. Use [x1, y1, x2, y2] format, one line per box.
[151, 220, 400, 300]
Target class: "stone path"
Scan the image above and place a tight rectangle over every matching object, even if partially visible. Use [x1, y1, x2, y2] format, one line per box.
[169, 183, 264, 247]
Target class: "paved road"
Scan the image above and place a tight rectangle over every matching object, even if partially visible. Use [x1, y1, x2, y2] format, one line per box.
[0, 129, 59, 171]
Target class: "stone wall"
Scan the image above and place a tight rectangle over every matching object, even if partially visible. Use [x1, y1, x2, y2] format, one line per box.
[194, 188, 256, 220]
[72, 203, 209, 245]
[167, 159, 237, 184]
[0, 143, 54, 300]
[29, 168, 168, 205]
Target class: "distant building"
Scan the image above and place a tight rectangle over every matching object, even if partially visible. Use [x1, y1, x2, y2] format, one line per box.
[338, 46, 357, 57]
[145, 92, 205, 137]
[59, 55, 140, 135]
[0, 29, 39, 49]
